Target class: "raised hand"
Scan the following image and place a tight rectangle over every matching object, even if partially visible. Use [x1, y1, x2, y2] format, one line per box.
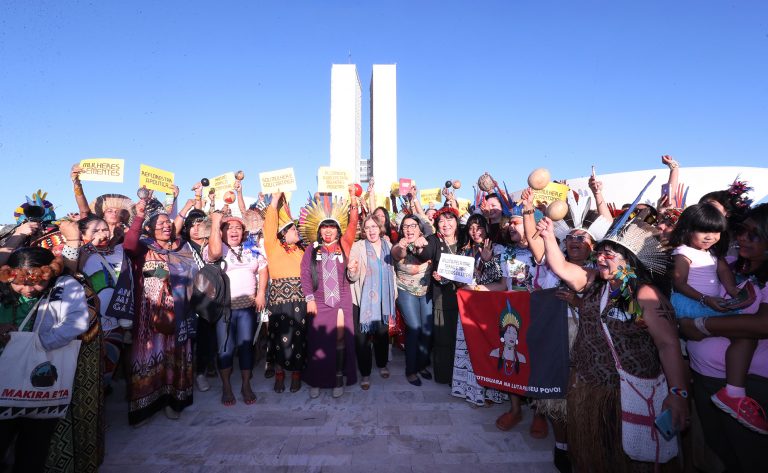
[480, 238, 494, 262]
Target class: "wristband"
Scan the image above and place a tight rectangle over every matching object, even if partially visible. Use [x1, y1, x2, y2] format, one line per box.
[669, 387, 688, 399]
[522, 209, 535, 215]
[667, 159, 680, 169]
[305, 295, 315, 303]
[60, 244, 80, 261]
[698, 294, 707, 306]
[693, 317, 711, 337]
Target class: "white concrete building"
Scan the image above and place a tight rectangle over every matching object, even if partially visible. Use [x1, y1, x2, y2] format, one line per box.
[329, 64, 362, 182]
[370, 64, 397, 188]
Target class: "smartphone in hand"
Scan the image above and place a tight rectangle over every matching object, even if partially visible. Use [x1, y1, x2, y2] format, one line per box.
[654, 409, 678, 441]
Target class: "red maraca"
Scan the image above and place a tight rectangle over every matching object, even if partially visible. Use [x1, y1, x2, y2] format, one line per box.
[223, 190, 236, 205]
[353, 183, 363, 197]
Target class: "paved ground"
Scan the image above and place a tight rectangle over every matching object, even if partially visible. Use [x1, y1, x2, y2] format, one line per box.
[101, 348, 557, 473]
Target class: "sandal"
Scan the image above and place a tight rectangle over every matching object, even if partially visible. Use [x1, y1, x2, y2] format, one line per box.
[273, 371, 285, 393]
[264, 363, 275, 379]
[290, 372, 302, 393]
[360, 376, 371, 390]
[379, 367, 390, 379]
[495, 411, 522, 431]
[419, 369, 433, 380]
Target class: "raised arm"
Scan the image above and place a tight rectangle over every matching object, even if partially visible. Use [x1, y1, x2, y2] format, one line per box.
[123, 200, 146, 256]
[70, 163, 92, 217]
[588, 173, 612, 221]
[536, 217, 590, 291]
[661, 155, 680, 206]
[235, 180, 247, 216]
[521, 188, 544, 263]
[206, 212, 224, 262]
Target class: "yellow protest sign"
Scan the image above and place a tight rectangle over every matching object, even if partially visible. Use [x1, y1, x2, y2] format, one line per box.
[259, 168, 297, 194]
[210, 172, 236, 193]
[531, 182, 569, 206]
[78, 158, 125, 183]
[317, 167, 352, 193]
[456, 198, 471, 215]
[420, 187, 442, 205]
[139, 164, 175, 194]
[374, 193, 391, 210]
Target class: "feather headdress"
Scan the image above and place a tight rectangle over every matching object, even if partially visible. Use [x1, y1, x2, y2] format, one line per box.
[552, 194, 612, 244]
[299, 196, 349, 244]
[14, 189, 56, 224]
[90, 194, 133, 220]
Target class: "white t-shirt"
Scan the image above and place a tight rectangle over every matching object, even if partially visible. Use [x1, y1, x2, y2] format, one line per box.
[204, 245, 267, 307]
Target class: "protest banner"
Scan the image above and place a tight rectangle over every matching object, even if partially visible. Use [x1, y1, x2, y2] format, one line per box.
[210, 172, 236, 193]
[456, 198, 471, 215]
[457, 288, 569, 398]
[436, 254, 475, 284]
[318, 167, 352, 193]
[420, 187, 442, 205]
[399, 178, 414, 197]
[531, 182, 569, 206]
[259, 168, 297, 194]
[78, 158, 125, 183]
[139, 164, 175, 194]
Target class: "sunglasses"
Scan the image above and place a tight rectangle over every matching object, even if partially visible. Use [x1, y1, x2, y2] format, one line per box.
[596, 250, 624, 261]
[565, 234, 589, 243]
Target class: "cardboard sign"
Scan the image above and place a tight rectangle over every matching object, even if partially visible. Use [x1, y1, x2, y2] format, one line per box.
[210, 172, 236, 193]
[420, 187, 443, 205]
[318, 167, 352, 193]
[78, 158, 125, 183]
[139, 164, 175, 194]
[456, 198, 472, 215]
[259, 168, 297, 194]
[437, 254, 476, 284]
[531, 182, 569, 206]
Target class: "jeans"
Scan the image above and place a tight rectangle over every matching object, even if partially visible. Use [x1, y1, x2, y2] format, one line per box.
[397, 290, 433, 376]
[217, 308, 257, 371]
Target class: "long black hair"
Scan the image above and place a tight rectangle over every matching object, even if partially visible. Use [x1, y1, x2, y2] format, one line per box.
[462, 213, 490, 251]
[309, 220, 346, 291]
[373, 207, 393, 238]
[668, 203, 729, 257]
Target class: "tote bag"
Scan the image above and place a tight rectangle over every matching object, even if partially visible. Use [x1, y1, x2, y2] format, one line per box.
[601, 321, 678, 463]
[0, 292, 81, 419]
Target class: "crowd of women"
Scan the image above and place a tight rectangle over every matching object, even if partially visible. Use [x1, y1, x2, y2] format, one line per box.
[0, 156, 766, 472]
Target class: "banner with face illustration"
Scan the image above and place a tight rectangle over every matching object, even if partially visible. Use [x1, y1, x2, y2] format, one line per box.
[457, 288, 569, 399]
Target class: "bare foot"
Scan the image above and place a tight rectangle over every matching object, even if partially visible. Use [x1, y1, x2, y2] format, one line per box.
[221, 391, 236, 406]
[241, 385, 257, 405]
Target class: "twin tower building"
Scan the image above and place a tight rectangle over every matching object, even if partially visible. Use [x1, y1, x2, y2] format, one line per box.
[329, 64, 397, 189]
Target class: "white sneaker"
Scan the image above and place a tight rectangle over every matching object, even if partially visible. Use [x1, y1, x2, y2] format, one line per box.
[164, 406, 180, 420]
[310, 387, 320, 399]
[195, 374, 211, 392]
[332, 385, 344, 398]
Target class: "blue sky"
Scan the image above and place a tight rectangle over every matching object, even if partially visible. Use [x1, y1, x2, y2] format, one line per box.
[1, 1, 767, 216]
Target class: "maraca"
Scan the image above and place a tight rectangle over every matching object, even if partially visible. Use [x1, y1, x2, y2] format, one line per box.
[223, 190, 236, 204]
[352, 183, 363, 197]
[452, 180, 461, 190]
[532, 200, 569, 239]
[527, 168, 551, 190]
[477, 172, 496, 193]
[137, 187, 150, 201]
[235, 170, 245, 181]
[201, 178, 210, 187]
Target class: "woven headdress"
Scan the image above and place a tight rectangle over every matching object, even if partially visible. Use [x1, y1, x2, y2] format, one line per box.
[602, 215, 668, 275]
[142, 198, 167, 226]
[90, 194, 133, 219]
[553, 194, 612, 243]
[299, 197, 350, 244]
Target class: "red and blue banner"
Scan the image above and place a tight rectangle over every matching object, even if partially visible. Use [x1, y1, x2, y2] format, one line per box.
[457, 288, 569, 399]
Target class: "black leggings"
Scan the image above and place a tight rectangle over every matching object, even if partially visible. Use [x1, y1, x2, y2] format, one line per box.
[0, 417, 59, 473]
[353, 305, 389, 377]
